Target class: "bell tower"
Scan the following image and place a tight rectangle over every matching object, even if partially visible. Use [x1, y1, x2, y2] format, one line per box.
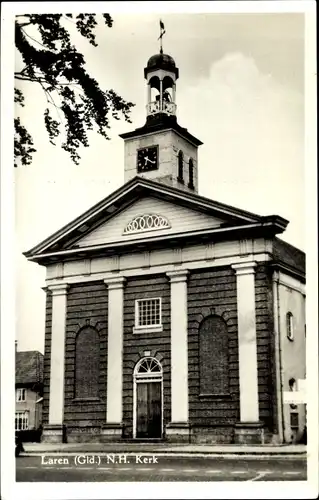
[120, 24, 203, 193]
[145, 52, 178, 120]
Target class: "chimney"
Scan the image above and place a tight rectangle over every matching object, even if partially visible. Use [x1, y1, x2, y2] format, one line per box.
[15, 340, 18, 352]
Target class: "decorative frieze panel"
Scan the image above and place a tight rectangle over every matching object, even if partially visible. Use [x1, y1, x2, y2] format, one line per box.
[83, 259, 91, 276]
[239, 239, 253, 256]
[123, 214, 171, 234]
[173, 247, 182, 265]
[205, 243, 215, 261]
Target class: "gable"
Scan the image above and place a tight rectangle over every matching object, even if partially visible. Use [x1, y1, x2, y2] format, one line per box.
[75, 196, 224, 248]
[24, 176, 288, 263]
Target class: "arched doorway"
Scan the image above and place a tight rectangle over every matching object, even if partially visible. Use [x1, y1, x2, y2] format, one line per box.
[133, 357, 163, 439]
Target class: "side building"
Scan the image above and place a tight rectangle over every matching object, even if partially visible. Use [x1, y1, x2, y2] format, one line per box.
[15, 346, 44, 435]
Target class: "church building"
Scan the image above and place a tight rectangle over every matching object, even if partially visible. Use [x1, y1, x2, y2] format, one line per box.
[24, 46, 306, 445]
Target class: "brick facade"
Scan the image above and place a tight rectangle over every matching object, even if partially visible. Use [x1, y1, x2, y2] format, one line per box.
[63, 281, 108, 440]
[187, 267, 239, 442]
[122, 274, 171, 438]
[42, 291, 52, 425]
[41, 263, 278, 442]
[255, 264, 276, 431]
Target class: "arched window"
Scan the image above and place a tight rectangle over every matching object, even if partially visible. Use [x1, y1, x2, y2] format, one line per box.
[188, 158, 194, 189]
[134, 357, 162, 377]
[75, 327, 100, 399]
[286, 312, 294, 341]
[199, 315, 229, 396]
[177, 150, 184, 182]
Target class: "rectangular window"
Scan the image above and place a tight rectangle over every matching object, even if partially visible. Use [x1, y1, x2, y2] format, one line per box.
[15, 411, 29, 430]
[16, 388, 26, 402]
[134, 298, 162, 332]
[290, 412, 299, 429]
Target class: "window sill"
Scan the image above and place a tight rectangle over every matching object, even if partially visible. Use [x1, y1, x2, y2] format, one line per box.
[72, 397, 101, 403]
[133, 325, 163, 334]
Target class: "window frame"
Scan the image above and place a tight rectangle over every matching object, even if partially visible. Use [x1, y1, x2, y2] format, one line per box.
[286, 312, 294, 341]
[15, 410, 29, 430]
[133, 297, 163, 334]
[188, 158, 195, 190]
[16, 388, 26, 402]
[177, 150, 184, 183]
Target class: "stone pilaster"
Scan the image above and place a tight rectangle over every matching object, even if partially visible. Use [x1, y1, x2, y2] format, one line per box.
[43, 283, 69, 443]
[166, 270, 190, 442]
[231, 262, 263, 444]
[102, 276, 126, 441]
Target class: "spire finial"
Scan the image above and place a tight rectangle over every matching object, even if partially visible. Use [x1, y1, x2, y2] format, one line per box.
[158, 19, 166, 54]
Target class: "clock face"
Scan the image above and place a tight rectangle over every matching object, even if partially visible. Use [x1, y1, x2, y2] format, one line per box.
[137, 146, 158, 173]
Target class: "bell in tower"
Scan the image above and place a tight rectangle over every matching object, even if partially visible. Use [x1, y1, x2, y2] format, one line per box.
[120, 21, 203, 193]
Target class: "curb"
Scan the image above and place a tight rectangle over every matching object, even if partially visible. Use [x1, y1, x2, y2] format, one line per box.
[20, 450, 307, 458]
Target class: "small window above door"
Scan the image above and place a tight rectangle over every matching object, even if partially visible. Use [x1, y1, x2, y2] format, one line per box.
[133, 298, 163, 334]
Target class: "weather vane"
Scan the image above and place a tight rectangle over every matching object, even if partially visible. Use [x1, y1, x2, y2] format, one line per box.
[158, 20, 166, 54]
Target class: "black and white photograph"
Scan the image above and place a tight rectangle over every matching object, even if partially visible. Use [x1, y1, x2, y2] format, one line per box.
[1, 1, 318, 499]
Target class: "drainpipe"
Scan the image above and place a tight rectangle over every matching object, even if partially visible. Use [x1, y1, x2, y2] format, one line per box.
[272, 270, 285, 443]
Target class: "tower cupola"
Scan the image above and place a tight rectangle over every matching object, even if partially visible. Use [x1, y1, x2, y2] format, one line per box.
[144, 52, 179, 120]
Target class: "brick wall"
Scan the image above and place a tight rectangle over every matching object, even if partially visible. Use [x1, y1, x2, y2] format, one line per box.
[63, 281, 108, 429]
[187, 267, 239, 432]
[122, 274, 170, 438]
[188, 264, 275, 439]
[255, 264, 275, 430]
[42, 291, 52, 424]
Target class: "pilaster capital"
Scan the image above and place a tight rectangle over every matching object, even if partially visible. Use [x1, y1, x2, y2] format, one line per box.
[104, 276, 126, 291]
[166, 269, 189, 283]
[231, 261, 257, 277]
[48, 283, 69, 297]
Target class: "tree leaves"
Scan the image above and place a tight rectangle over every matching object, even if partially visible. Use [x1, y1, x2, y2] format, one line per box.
[14, 14, 135, 167]
[44, 108, 60, 145]
[14, 118, 36, 168]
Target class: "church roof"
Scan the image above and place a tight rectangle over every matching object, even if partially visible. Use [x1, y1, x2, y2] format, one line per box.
[24, 176, 289, 265]
[119, 113, 203, 146]
[144, 53, 179, 78]
[272, 237, 305, 281]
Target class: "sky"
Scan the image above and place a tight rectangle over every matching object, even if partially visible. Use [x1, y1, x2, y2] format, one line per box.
[12, 8, 307, 354]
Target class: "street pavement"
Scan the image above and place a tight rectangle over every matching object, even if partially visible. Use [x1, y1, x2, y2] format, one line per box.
[16, 454, 307, 482]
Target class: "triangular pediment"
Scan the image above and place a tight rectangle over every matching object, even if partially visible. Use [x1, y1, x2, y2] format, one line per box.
[24, 177, 288, 263]
[74, 195, 225, 248]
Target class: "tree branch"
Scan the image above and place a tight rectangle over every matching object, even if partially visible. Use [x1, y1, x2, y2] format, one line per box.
[15, 73, 47, 82]
[39, 81, 64, 126]
[21, 27, 53, 51]
[62, 15, 77, 25]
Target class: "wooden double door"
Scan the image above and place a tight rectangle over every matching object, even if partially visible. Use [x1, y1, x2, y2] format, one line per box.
[136, 381, 162, 438]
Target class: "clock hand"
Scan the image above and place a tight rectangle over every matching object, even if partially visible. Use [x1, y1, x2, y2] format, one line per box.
[145, 156, 156, 164]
